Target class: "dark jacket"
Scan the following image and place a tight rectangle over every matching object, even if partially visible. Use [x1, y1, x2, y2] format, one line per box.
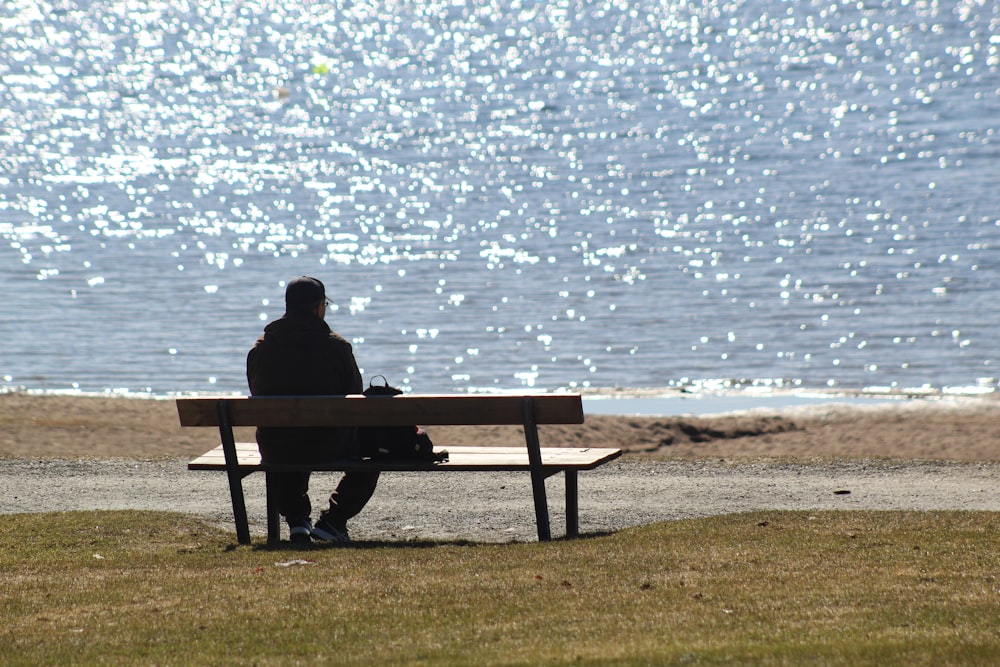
[247, 312, 363, 462]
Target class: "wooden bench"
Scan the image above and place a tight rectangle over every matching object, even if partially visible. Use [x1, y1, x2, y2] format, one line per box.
[177, 394, 620, 545]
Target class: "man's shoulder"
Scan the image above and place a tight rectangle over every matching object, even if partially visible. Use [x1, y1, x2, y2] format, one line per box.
[248, 332, 267, 352]
[326, 330, 353, 348]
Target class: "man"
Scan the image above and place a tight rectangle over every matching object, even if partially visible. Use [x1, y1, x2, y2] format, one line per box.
[247, 276, 378, 543]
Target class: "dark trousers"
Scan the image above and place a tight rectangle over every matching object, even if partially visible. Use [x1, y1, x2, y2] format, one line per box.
[272, 470, 379, 527]
[259, 428, 378, 526]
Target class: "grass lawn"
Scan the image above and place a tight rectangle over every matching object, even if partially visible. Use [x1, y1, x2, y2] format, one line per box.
[2, 510, 999, 665]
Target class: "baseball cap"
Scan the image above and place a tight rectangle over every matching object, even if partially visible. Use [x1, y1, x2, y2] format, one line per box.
[285, 276, 326, 312]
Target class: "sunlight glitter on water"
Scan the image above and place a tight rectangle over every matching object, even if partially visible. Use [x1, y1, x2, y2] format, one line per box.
[0, 0, 997, 395]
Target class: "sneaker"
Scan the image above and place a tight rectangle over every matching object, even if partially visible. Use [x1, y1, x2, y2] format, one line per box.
[311, 518, 350, 544]
[288, 517, 313, 544]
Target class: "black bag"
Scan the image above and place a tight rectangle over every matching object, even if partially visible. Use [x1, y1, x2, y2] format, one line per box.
[360, 376, 448, 463]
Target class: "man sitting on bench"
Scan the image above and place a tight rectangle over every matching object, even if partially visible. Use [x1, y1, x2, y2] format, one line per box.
[246, 276, 379, 544]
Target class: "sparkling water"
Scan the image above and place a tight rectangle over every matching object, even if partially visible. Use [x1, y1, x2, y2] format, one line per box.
[1, 0, 997, 396]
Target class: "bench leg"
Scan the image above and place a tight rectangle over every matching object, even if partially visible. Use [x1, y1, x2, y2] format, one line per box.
[226, 475, 252, 546]
[522, 398, 552, 542]
[265, 472, 281, 546]
[565, 470, 579, 538]
[217, 401, 252, 546]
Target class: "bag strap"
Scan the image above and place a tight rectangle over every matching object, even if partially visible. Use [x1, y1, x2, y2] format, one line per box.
[368, 375, 391, 389]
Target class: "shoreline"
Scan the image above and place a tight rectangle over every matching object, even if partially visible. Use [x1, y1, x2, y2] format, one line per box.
[3, 383, 996, 415]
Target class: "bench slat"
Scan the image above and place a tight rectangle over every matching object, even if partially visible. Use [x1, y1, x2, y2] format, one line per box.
[188, 443, 621, 472]
[176, 394, 584, 427]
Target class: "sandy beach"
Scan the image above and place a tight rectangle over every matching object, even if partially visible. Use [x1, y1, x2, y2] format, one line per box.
[2, 391, 998, 462]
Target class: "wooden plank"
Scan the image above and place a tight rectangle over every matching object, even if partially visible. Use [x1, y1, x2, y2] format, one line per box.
[187, 443, 621, 472]
[176, 394, 584, 428]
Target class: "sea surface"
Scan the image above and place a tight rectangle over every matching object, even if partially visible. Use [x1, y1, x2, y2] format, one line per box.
[1, 0, 998, 398]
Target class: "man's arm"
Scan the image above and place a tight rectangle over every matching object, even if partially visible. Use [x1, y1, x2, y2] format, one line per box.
[328, 334, 363, 394]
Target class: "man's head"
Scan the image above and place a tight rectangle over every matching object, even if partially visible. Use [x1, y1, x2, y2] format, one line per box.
[285, 276, 327, 315]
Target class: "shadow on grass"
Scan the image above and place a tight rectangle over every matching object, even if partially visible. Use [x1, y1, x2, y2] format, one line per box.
[243, 529, 618, 552]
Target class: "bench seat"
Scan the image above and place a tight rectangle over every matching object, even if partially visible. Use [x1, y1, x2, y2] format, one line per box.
[189, 443, 621, 473]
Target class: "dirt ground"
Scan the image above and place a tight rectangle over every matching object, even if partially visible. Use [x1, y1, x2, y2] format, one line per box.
[3, 392, 999, 543]
[2, 392, 998, 462]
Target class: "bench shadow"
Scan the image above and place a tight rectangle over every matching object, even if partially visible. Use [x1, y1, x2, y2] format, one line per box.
[235, 530, 617, 552]
[248, 539, 475, 552]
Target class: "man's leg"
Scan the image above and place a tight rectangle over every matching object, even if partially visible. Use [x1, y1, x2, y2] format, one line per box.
[314, 471, 379, 540]
[274, 471, 312, 522]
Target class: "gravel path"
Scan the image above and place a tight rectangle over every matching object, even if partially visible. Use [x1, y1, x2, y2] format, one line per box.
[3, 458, 998, 543]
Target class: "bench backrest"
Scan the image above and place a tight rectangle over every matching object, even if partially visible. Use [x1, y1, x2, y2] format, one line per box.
[176, 394, 584, 428]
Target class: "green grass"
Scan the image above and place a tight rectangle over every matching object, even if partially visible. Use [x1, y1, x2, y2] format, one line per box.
[2, 511, 1000, 665]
